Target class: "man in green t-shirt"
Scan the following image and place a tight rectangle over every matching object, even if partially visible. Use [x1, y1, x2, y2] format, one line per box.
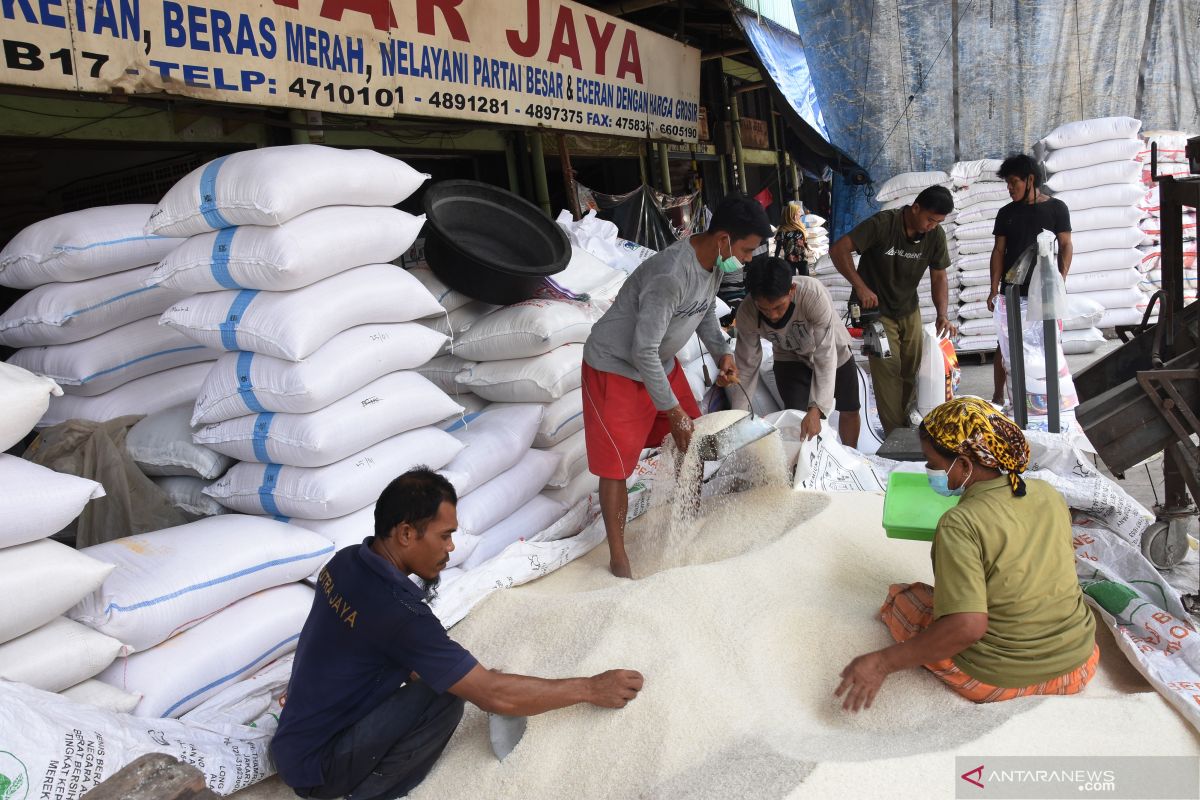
[830, 186, 955, 435]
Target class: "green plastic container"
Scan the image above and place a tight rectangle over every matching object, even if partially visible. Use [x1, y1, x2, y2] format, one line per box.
[882, 471, 961, 541]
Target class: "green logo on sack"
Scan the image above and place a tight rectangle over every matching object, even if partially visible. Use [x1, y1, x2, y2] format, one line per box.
[0, 752, 29, 800]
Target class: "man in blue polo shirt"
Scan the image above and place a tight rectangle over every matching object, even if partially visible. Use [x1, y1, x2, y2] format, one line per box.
[271, 468, 643, 800]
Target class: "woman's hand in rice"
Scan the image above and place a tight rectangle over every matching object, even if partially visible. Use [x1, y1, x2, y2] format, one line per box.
[835, 651, 889, 712]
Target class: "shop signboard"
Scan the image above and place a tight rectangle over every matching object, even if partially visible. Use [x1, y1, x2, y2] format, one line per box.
[0, 0, 701, 141]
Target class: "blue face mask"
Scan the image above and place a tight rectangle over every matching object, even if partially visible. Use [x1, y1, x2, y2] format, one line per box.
[718, 237, 742, 273]
[927, 458, 969, 497]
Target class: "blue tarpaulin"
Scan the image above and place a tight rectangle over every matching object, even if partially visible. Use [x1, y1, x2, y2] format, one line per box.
[784, 0, 1199, 238]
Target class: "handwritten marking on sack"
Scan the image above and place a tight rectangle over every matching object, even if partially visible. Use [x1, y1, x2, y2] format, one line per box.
[317, 567, 357, 628]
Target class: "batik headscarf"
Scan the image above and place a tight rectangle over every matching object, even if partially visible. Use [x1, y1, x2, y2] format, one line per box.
[921, 397, 1030, 496]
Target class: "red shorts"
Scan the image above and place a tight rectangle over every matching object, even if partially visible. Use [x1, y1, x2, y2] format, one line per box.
[582, 360, 701, 480]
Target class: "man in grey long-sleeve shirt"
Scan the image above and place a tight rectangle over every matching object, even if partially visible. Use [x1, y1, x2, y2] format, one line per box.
[582, 194, 772, 578]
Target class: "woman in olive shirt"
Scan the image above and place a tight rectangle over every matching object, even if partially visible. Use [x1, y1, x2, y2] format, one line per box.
[837, 397, 1098, 711]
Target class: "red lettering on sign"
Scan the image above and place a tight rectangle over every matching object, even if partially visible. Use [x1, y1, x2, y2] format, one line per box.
[318, 0, 396, 32]
[616, 28, 642, 83]
[271, 0, 299, 8]
[546, 5, 580, 69]
[507, 0, 539, 58]
[416, 0, 468, 42]
[584, 15, 614, 75]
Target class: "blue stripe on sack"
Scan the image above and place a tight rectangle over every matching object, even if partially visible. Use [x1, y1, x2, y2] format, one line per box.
[549, 409, 584, 437]
[219, 289, 258, 351]
[54, 235, 173, 253]
[161, 633, 301, 718]
[443, 409, 485, 433]
[252, 412, 275, 463]
[78, 345, 208, 384]
[102, 544, 334, 615]
[198, 156, 233, 230]
[235, 351, 267, 413]
[209, 227, 242, 289]
[257, 463, 285, 516]
[63, 285, 159, 320]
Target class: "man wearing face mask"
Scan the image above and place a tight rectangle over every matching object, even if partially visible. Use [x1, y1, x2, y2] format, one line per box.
[829, 185, 955, 436]
[986, 154, 1073, 406]
[835, 398, 1097, 712]
[582, 192, 772, 578]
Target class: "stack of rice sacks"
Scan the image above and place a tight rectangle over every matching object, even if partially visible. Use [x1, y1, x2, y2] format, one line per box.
[144, 145, 455, 563]
[0, 206, 209, 425]
[1137, 130, 1198, 306]
[0, 361, 126, 709]
[801, 210, 830, 262]
[944, 159, 1009, 353]
[1038, 116, 1149, 330]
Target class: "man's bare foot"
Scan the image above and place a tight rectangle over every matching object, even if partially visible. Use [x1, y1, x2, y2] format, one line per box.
[609, 557, 633, 579]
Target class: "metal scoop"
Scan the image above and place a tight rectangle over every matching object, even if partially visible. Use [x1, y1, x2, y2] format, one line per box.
[694, 381, 778, 461]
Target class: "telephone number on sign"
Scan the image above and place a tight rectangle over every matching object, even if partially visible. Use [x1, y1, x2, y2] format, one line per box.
[426, 92, 510, 115]
[658, 123, 698, 139]
[525, 104, 584, 124]
[289, 78, 403, 108]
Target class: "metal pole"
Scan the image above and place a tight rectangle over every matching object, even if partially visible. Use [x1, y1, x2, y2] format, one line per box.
[657, 142, 672, 194]
[727, 77, 747, 193]
[1043, 318, 1061, 433]
[504, 134, 521, 196]
[529, 132, 552, 217]
[557, 133, 582, 220]
[638, 143, 649, 186]
[1005, 287, 1027, 429]
[517, 132, 535, 205]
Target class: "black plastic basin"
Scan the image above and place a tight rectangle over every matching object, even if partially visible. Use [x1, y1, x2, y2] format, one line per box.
[422, 180, 571, 306]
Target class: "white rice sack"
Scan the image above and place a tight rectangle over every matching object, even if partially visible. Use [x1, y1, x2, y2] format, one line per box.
[8, 316, 215, 397]
[455, 448, 560, 535]
[874, 171, 949, 202]
[1098, 306, 1149, 327]
[881, 195, 917, 211]
[1070, 248, 1143, 274]
[545, 246, 625, 297]
[533, 389, 582, 447]
[953, 183, 1011, 209]
[417, 354, 478, 395]
[59, 678, 142, 713]
[957, 318, 996, 337]
[455, 343, 583, 403]
[194, 372, 462, 468]
[153, 476, 227, 517]
[446, 532, 480, 569]
[0, 617, 125, 693]
[955, 334, 999, 353]
[419, 300, 501, 345]
[291, 504, 374, 565]
[953, 199, 1007, 225]
[407, 266, 473, 314]
[1079, 286, 1147, 309]
[95, 583, 313, 718]
[0, 539, 113, 645]
[149, 206, 423, 293]
[954, 219, 995, 241]
[800, 213, 826, 227]
[438, 404, 542, 496]
[147, 145, 427, 237]
[206, 427, 463, 519]
[1044, 138, 1143, 172]
[1062, 295, 1106, 330]
[1065, 268, 1141, 293]
[0, 361, 61, 450]
[542, 468, 599, 508]
[1071, 227, 1146, 253]
[126, 403, 233, 479]
[0, 205, 181, 289]
[453, 298, 597, 361]
[160, 264, 442, 361]
[958, 300, 991, 320]
[1045, 160, 1142, 193]
[1061, 327, 1106, 354]
[38, 361, 214, 428]
[462, 494, 569, 571]
[192, 322, 445, 425]
[1070, 206, 1147, 233]
[0, 454, 105, 549]
[956, 237, 995, 256]
[1041, 116, 1141, 150]
[949, 159, 1004, 186]
[542, 428, 587, 488]
[1052, 183, 1147, 211]
[437, 393, 487, 429]
[69, 515, 332, 652]
[0, 265, 191, 348]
